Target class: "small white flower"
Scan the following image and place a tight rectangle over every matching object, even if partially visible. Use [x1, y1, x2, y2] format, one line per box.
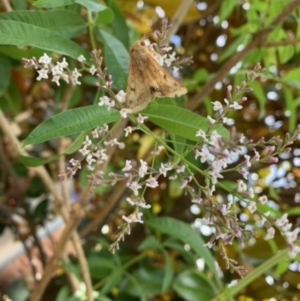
[51, 65, 63, 76]
[125, 197, 135, 205]
[70, 68, 82, 85]
[191, 196, 203, 204]
[52, 75, 60, 86]
[239, 134, 245, 143]
[124, 126, 134, 137]
[83, 135, 92, 147]
[248, 201, 257, 213]
[89, 65, 97, 75]
[239, 167, 249, 180]
[37, 68, 49, 81]
[57, 58, 68, 70]
[98, 96, 114, 108]
[237, 180, 247, 192]
[244, 155, 251, 167]
[196, 129, 207, 141]
[79, 145, 90, 156]
[222, 117, 234, 126]
[195, 146, 214, 163]
[86, 153, 96, 165]
[116, 90, 126, 103]
[137, 114, 148, 124]
[275, 213, 289, 227]
[120, 108, 130, 118]
[129, 181, 142, 196]
[265, 227, 275, 240]
[159, 163, 172, 177]
[146, 177, 159, 188]
[39, 53, 52, 65]
[207, 115, 216, 124]
[258, 195, 268, 204]
[176, 165, 185, 173]
[78, 55, 86, 63]
[230, 102, 243, 110]
[139, 160, 148, 178]
[212, 101, 223, 112]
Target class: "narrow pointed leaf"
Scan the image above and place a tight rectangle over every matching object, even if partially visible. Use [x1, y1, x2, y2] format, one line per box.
[23, 105, 120, 146]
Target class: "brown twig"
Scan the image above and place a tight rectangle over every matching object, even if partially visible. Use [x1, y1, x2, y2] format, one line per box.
[166, 0, 196, 42]
[262, 37, 300, 47]
[187, 0, 300, 111]
[28, 216, 81, 301]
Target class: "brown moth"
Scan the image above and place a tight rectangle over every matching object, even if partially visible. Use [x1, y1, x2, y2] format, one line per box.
[125, 39, 187, 113]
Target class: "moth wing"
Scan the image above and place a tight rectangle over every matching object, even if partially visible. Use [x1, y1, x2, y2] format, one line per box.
[125, 56, 154, 113]
[125, 44, 187, 113]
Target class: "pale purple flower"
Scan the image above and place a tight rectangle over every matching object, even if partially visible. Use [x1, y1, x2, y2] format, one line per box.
[122, 160, 133, 172]
[275, 213, 289, 227]
[38, 53, 52, 65]
[139, 160, 148, 178]
[86, 153, 96, 165]
[265, 227, 275, 240]
[196, 129, 207, 141]
[77, 55, 86, 63]
[195, 146, 214, 163]
[89, 65, 97, 75]
[237, 180, 247, 192]
[129, 181, 142, 196]
[120, 108, 131, 118]
[124, 126, 136, 137]
[176, 165, 185, 173]
[248, 201, 257, 213]
[146, 177, 159, 188]
[212, 101, 223, 112]
[137, 114, 148, 124]
[191, 196, 203, 204]
[230, 102, 243, 110]
[159, 162, 172, 177]
[70, 68, 82, 85]
[243, 155, 251, 167]
[258, 195, 268, 204]
[116, 90, 126, 103]
[56, 58, 68, 70]
[239, 168, 249, 180]
[37, 68, 49, 81]
[207, 115, 216, 124]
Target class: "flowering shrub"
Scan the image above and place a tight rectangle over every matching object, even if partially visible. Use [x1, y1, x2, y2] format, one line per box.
[22, 24, 300, 279]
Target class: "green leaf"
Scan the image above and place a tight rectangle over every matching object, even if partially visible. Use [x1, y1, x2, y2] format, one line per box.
[0, 10, 86, 38]
[161, 250, 173, 293]
[146, 217, 222, 288]
[0, 20, 90, 60]
[123, 268, 162, 297]
[101, 268, 123, 294]
[55, 286, 70, 301]
[283, 85, 297, 132]
[219, 34, 250, 62]
[95, 8, 115, 25]
[23, 105, 120, 146]
[33, 0, 74, 8]
[0, 45, 45, 60]
[249, 81, 266, 119]
[75, 0, 110, 13]
[138, 235, 163, 250]
[103, 0, 129, 48]
[88, 254, 116, 280]
[97, 29, 129, 91]
[0, 54, 11, 97]
[173, 270, 217, 301]
[218, 0, 237, 22]
[19, 132, 85, 167]
[143, 104, 229, 141]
